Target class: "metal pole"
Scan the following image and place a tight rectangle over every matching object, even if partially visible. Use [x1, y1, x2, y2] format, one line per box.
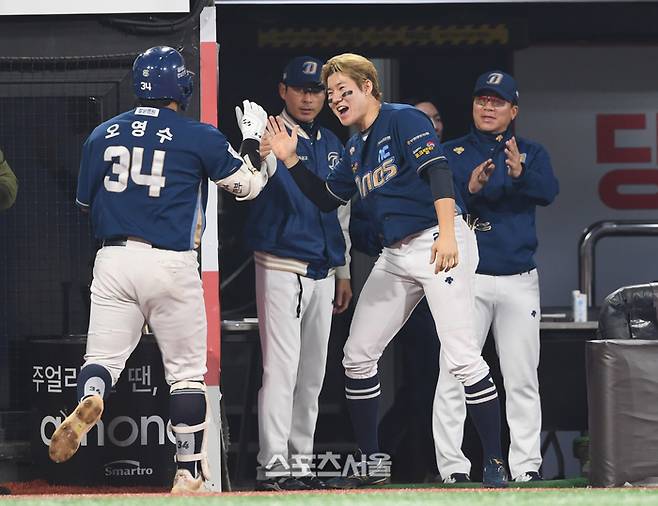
[578, 220, 658, 307]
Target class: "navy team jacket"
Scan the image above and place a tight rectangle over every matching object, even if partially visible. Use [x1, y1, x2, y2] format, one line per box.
[244, 110, 346, 280]
[444, 126, 559, 275]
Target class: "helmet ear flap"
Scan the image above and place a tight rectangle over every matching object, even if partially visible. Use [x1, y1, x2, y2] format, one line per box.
[178, 71, 194, 111]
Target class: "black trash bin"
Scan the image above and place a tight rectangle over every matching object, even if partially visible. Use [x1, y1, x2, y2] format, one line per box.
[29, 334, 176, 486]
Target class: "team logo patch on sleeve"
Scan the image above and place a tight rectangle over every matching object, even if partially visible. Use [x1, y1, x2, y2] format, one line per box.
[413, 140, 436, 159]
[405, 131, 430, 146]
[453, 146, 465, 155]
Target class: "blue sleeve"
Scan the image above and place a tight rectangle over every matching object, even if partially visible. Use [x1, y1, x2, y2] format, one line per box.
[200, 126, 243, 182]
[326, 146, 357, 203]
[75, 137, 93, 209]
[392, 108, 446, 177]
[505, 143, 559, 206]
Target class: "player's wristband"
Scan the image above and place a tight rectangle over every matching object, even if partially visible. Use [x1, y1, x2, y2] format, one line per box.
[239, 138, 261, 169]
[426, 161, 455, 201]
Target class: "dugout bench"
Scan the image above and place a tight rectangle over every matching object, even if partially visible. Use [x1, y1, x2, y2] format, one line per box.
[221, 315, 598, 484]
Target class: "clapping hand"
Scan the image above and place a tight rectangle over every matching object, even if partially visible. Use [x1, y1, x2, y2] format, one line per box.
[505, 136, 523, 178]
[468, 158, 495, 193]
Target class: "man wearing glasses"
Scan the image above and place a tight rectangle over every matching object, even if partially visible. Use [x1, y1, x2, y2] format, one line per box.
[434, 70, 559, 484]
[245, 56, 352, 491]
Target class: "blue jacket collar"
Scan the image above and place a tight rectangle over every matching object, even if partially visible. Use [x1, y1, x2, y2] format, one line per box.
[470, 124, 514, 148]
[280, 109, 321, 141]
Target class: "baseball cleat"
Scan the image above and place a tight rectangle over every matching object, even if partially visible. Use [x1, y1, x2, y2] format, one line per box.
[482, 457, 508, 488]
[442, 472, 471, 484]
[514, 471, 543, 483]
[325, 456, 390, 490]
[48, 395, 104, 463]
[325, 452, 391, 489]
[171, 469, 205, 494]
[296, 475, 327, 489]
[325, 472, 389, 489]
[255, 477, 312, 491]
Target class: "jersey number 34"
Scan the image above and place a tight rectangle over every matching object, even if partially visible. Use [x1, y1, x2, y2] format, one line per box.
[103, 145, 166, 197]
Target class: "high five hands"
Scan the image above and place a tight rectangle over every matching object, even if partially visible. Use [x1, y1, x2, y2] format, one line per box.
[265, 116, 300, 168]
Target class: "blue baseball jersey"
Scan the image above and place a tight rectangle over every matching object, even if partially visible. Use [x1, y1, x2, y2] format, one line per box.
[244, 111, 346, 279]
[326, 103, 463, 247]
[76, 106, 243, 251]
[444, 127, 559, 275]
[349, 198, 383, 257]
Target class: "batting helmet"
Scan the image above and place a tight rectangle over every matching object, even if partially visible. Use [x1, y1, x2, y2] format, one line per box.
[132, 46, 194, 110]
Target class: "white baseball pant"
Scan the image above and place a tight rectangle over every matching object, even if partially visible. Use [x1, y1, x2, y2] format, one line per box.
[433, 269, 542, 479]
[83, 240, 207, 385]
[343, 218, 489, 387]
[255, 264, 335, 479]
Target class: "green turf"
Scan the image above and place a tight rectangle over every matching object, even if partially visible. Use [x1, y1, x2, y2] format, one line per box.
[5, 488, 658, 506]
[386, 477, 589, 489]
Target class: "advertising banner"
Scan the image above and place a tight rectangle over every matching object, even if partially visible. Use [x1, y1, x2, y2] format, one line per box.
[30, 336, 175, 486]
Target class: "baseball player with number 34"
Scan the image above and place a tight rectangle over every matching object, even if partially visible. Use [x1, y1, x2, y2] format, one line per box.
[266, 53, 508, 488]
[47, 46, 274, 494]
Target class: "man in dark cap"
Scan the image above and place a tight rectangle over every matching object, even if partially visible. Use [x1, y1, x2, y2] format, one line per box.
[245, 56, 352, 491]
[435, 70, 559, 484]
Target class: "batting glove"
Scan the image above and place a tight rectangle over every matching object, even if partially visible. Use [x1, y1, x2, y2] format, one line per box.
[235, 100, 267, 142]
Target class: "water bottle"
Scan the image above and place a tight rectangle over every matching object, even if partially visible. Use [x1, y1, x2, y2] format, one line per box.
[572, 290, 588, 322]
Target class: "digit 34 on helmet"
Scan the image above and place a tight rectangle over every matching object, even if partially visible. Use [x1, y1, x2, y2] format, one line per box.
[132, 46, 194, 110]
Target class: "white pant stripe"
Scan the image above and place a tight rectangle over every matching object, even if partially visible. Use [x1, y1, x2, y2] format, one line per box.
[345, 384, 381, 394]
[465, 385, 497, 398]
[465, 393, 498, 405]
[345, 391, 381, 400]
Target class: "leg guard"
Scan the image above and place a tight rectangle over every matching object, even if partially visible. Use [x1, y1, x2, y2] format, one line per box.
[170, 381, 210, 480]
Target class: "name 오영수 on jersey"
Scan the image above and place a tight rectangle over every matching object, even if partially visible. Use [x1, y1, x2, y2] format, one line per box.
[102, 110, 176, 198]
